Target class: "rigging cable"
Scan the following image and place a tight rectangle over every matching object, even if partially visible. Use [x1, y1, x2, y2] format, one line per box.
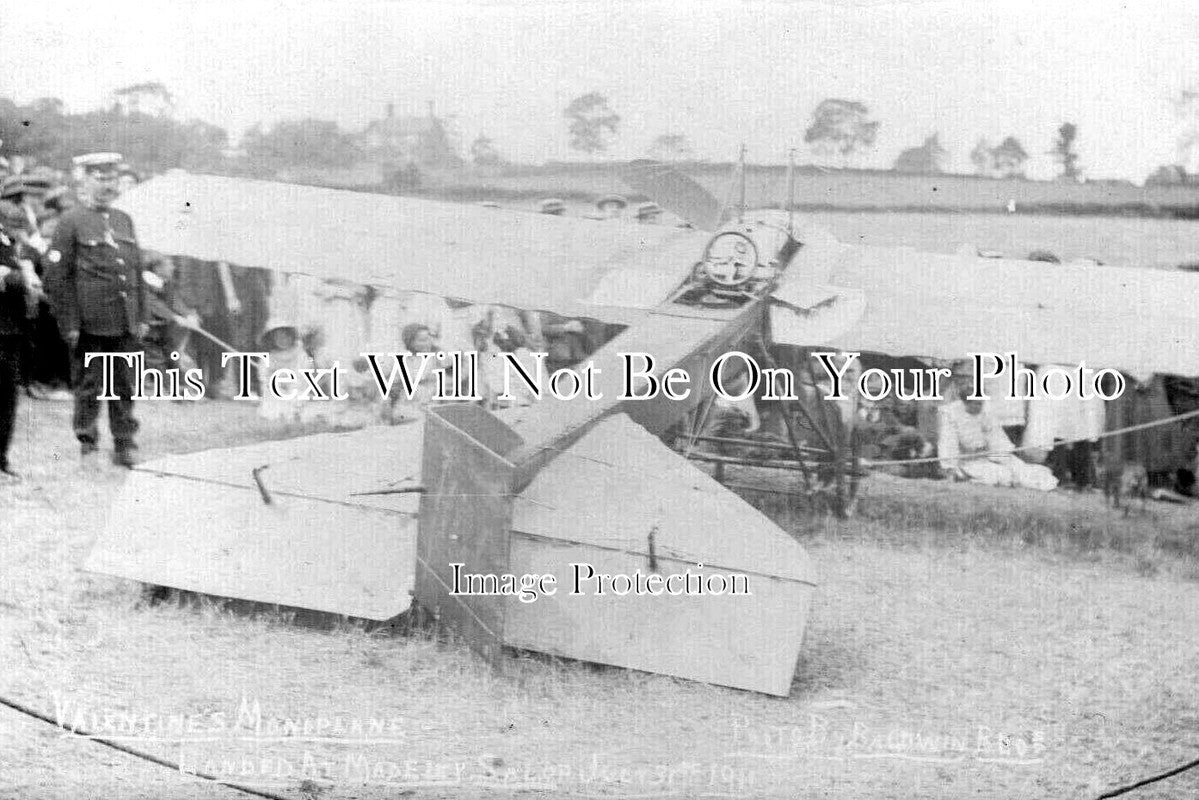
[0, 694, 292, 800]
[1096, 754, 1199, 798]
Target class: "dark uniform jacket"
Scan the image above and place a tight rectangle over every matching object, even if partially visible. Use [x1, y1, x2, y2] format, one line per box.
[0, 225, 32, 337]
[45, 205, 146, 337]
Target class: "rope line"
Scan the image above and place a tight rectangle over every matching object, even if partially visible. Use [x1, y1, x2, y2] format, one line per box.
[1096, 754, 1199, 798]
[865, 407, 1199, 468]
[129, 403, 1199, 498]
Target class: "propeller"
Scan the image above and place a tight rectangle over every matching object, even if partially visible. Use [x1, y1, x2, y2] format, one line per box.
[617, 157, 866, 343]
[617, 160, 724, 231]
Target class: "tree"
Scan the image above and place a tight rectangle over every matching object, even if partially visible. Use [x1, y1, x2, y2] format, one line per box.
[95, 111, 227, 172]
[1051, 122, 1082, 181]
[29, 97, 64, 117]
[647, 133, 692, 161]
[0, 97, 62, 158]
[0, 93, 227, 173]
[469, 134, 504, 166]
[1145, 164, 1192, 186]
[991, 136, 1028, 178]
[242, 118, 359, 170]
[438, 112, 463, 162]
[969, 138, 994, 176]
[174, 118, 229, 170]
[893, 133, 948, 174]
[383, 162, 422, 192]
[803, 99, 879, 165]
[1176, 84, 1199, 173]
[563, 92, 620, 154]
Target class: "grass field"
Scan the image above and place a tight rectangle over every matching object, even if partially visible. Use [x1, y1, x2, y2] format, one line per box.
[787, 210, 1199, 268]
[265, 160, 1199, 269]
[427, 163, 1199, 217]
[477, 198, 1199, 269]
[3, 398, 1199, 800]
[263, 162, 1199, 269]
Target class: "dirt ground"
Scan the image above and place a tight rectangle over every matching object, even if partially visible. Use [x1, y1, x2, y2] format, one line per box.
[2, 399, 1198, 800]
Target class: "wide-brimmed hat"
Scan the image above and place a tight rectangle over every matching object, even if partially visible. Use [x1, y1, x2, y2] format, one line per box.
[635, 201, 662, 220]
[0, 174, 53, 200]
[595, 193, 627, 211]
[73, 152, 123, 175]
[1027, 250, 1061, 264]
[402, 322, 433, 351]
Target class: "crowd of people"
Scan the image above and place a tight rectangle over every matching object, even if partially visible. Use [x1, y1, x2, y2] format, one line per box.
[697, 342, 1199, 500]
[0, 151, 154, 476]
[537, 193, 667, 224]
[677, 233, 1198, 498]
[3, 151, 1193, 500]
[0, 150, 631, 479]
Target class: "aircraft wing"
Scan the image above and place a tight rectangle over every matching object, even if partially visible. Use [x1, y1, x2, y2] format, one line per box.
[118, 171, 709, 325]
[774, 231, 1199, 376]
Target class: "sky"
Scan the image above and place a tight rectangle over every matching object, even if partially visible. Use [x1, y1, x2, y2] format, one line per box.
[1, 0, 1196, 180]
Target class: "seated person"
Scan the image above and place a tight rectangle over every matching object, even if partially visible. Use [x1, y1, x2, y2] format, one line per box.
[142, 252, 199, 376]
[690, 359, 762, 455]
[257, 321, 310, 424]
[938, 375, 1056, 491]
[477, 317, 541, 410]
[542, 317, 590, 372]
[384, 323, 454, 424]
[713, 367, 761, 435]
[531, 311, 617, 372]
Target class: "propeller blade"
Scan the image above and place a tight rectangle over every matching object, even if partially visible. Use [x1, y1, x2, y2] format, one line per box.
[617, 160, 723, 231]
[770, 283, 867, 347]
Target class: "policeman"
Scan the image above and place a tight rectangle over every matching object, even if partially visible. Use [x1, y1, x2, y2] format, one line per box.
[44, 152, 149, 467]
[0, 195, 40, 479]
[1, 173, 74, 402]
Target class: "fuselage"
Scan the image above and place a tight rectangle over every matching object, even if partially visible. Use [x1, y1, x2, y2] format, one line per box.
[509, 214, 802, 489]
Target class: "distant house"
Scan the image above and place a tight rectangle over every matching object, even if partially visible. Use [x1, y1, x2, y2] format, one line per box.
[1145, 165, 1196, 187]
[360, 103, 462, 168]
[110, 82, 175, 117]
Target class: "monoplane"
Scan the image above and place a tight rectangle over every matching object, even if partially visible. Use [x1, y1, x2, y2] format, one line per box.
[87, 159, 1199, 696]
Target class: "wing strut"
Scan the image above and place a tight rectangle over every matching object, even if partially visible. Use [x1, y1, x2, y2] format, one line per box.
[671, 315, 865, 518]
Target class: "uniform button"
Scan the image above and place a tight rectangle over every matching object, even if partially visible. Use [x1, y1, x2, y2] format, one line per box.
[119, 275, 127, 282]
[119, 291, 128, 298]
[116, 258, 125, 265]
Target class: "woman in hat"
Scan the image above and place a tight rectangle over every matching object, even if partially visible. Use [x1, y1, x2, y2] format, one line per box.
[594, 194, 627, 220]
[635, 202, 662, 224]
[257, 311, 310, 424]
[937, 368, 1057, 491]
[380, 323, 452, 425]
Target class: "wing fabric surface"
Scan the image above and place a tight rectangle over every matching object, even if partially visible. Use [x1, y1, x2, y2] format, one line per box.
[119, 172, 710, 325]
[777, 231, 1199, 376]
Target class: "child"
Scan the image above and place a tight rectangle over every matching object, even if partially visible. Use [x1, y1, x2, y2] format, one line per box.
[481, 323, 541, 410]
[258, 322, 310, 424]
[142, 252, 199, 376]
[385, 323, 449, 424]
